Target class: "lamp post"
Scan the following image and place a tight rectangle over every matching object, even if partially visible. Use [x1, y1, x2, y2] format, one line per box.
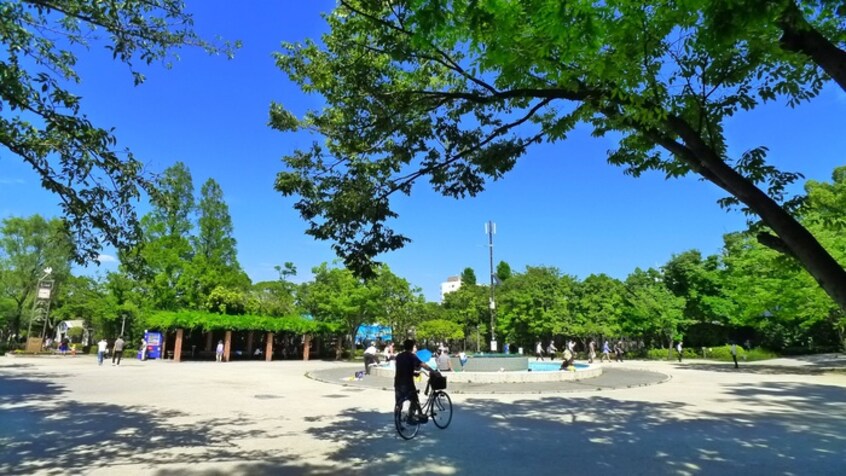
[485, 221, 497, 352]
[26, 267, 53, 341]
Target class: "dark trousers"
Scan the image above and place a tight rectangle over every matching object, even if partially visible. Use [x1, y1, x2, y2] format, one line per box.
[112, 350, 123, 365]
[732, 354, 739, 368]
[364, 354, 378, 374]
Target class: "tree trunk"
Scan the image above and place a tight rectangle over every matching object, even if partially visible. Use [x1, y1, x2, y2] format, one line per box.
[778, 1, 846, 93]
[668, 117, 846, 315]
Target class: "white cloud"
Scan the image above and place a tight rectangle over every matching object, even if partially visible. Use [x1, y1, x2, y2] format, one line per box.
[96, 254, 118, 264]
[0, 178, 25, 185]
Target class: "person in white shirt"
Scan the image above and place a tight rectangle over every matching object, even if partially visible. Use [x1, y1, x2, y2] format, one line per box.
[97, 338, 108, 366]
[364, 342, 379, 374]
[382, 342, 395, 362]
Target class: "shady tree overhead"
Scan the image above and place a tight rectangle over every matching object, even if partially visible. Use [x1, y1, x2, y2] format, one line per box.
[273, 0, 846, 311]
[0, 0, 236, 264]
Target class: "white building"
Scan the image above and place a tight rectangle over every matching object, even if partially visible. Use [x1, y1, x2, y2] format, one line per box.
[440, 276, 462, 301]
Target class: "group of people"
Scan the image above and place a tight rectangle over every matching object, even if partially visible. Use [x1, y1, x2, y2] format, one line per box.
[363, 341, 399, 374]
[533, 339, 631, 365]
[95, 336, 127, 366]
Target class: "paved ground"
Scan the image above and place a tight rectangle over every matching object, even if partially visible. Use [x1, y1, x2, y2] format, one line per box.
[2, 354, 846, 475]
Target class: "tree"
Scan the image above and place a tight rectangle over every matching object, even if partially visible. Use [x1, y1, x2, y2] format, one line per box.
[274, 0, 846, 313]
[623, 268, 687, 356]
[416, 319, 464, 343]
[496, 266, 574, 347]
[663, 250, 733, 327]
[0, 1, 235, 264]
[698, 1, 846, 92]
[51, 275, 109, 340]
[496, 261, 512, 282]
[460, 267, 477, 286]
[297, 262, 382, 357]
[134, 162, 196, 310]
[0, 215, 73, 338]
[572, 274, 626, 341]
[441, 279, 488, 349]
[188, 178, 249, 305]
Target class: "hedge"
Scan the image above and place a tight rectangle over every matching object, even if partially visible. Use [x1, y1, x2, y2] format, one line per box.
[144, 310, 336, 334]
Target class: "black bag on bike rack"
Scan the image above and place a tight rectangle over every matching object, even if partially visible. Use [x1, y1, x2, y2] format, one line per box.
[429, 373, 447, 391]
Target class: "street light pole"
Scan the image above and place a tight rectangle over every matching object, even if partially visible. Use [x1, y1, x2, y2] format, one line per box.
[486, 220, 496, 352]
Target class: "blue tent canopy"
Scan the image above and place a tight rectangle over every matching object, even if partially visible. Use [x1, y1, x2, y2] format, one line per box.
[355, 324, 393, 345]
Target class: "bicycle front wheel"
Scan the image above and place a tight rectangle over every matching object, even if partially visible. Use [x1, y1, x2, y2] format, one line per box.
[395, 400, 421, 440]
[431, 391, 453, 429]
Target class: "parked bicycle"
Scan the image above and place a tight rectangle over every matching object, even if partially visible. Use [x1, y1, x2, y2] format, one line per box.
[394, 369, 453, 440]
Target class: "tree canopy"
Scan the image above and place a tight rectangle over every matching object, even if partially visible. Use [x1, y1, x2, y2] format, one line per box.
[0, 0, 236, 265]
[274, 0, 846, 312]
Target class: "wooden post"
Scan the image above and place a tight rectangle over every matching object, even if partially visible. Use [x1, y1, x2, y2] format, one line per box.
[161, 331, 168, 359]
[224, 330, 232, 362]
[246, 331, 254, 355]
[265, 332, 273, 362]
[205, 332, 213, 351]
[303, 334, 311, 361]
[174, 329, 183, 363]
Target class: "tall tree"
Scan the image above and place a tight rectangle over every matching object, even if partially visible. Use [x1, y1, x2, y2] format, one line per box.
[274, 0, 846, 313]
[0, 215, 73, 337]
[0, 1, 235, 263]
[188, 178, 248, 305]
[136, 162, 195, 310]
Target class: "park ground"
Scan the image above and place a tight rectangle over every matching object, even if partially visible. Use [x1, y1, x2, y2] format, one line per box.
[1, 354, 845, 475]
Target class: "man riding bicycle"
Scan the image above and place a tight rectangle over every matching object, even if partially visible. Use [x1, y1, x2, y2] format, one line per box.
[394, 339, 433, 418]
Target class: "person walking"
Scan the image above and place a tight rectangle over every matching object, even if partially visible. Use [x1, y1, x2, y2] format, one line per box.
[601, 341, 611, 363]
[535, 340, 544, 361]
[547, 341, 558, 361]
[97, 338, 108, 366]
[730, 342, 739, 369]
[614, 341, 624, 362]
[216, 340, 224, 362]
[676, 341, 683, 363]
[112, 336, 125, 366]
[436, 348, 453, 372]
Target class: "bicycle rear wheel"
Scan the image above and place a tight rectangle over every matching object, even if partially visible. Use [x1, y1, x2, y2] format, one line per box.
[431, 391, 453, 429]
[395, 399, 421, 440]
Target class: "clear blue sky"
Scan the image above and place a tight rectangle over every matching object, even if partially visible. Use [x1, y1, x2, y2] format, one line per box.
[1, 1, 845, 302]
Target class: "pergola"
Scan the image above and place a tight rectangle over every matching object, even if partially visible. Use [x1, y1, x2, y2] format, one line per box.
[145, 311, 328, 363]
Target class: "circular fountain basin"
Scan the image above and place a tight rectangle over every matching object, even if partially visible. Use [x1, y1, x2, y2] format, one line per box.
[371, 355, 602, 383]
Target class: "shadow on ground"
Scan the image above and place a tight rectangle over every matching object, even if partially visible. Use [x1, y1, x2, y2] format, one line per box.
[3, 371, 845, 475]
[0, 375, 294, 475]
[169, 381, 846, 475]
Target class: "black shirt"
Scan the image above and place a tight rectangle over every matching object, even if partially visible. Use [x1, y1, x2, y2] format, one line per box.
[394, 351, 422, 388]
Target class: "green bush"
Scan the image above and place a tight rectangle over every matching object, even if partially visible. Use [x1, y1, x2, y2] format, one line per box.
[699, 345, 777, 362]
[644, 347, 698, 360]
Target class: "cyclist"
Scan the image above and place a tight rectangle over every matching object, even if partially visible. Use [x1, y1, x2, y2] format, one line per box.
[395, 339, 434, 419]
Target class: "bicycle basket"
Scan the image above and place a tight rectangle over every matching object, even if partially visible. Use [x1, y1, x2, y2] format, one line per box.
[429, 373, 447, 390]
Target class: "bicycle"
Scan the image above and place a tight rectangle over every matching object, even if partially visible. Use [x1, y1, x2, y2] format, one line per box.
[394, 369, 453, 440]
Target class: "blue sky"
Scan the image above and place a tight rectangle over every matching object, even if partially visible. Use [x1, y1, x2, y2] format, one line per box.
[1, 1, 844, 302]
